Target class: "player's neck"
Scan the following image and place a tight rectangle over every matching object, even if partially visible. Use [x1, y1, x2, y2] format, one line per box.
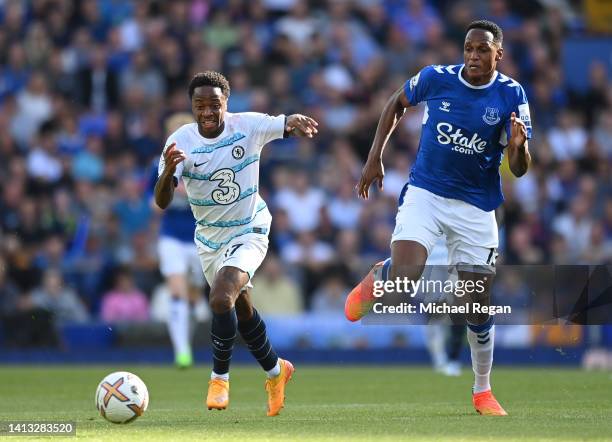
[461, 68, 496, 87]
[198, 122, 225, 139]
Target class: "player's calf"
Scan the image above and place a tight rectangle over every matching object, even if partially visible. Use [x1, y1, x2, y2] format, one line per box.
[237, 306, 281, 377]
[208, 267, 247, 385]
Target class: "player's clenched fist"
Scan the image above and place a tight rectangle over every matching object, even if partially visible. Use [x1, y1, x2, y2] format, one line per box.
[162, 142, 187, 175]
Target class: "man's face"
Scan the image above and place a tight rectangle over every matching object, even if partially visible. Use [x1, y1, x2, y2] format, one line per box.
[191, 86, 227, 137]
[463, 28, 503, 80]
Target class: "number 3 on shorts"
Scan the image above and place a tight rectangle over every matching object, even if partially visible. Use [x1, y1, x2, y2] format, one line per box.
[210, 169, 240, 204]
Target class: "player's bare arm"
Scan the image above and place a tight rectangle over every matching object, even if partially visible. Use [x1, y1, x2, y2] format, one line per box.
[285, 114, 319, 138]
[155, 142, 187, 209]
[506, 111, 531, 177]
[357, 86, 410, 199]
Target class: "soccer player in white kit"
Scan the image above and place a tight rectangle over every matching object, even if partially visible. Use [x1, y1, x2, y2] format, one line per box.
[155, 71, 318, 416]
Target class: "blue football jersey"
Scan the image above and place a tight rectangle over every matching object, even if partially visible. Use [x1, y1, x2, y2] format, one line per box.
[148, 162, 196, 243]
[403, 64, 532, 211]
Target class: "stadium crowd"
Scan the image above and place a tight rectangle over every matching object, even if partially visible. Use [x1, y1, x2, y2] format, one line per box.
[0, 0, 610, 345]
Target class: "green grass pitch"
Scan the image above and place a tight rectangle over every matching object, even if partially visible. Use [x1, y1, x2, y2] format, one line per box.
[0, 365, 610, 441]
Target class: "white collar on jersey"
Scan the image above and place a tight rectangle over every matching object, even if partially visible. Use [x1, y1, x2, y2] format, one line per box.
[457, 64, 499, 89]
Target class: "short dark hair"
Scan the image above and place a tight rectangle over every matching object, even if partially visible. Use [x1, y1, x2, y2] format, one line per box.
[466, 20, 503, 44]
[188, 71, 230, 99]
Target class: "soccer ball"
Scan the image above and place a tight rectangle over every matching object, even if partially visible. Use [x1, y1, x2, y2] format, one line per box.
[95, 371, 149, 424]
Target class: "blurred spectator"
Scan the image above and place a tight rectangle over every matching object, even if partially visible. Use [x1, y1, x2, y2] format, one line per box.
[275, 0, 318, 51]
[0, 254, 22, 317]
[392, 0, 442, 46]
[593, 110, 612, 159]
[120, 50, 165, 103]
[553, 197, 593, 261]
[113, 176, 152, 237]
[282, 231, 335, 268]
[26, 121, 63, 185]
[31, 268, 89, 324]
[76, 44, 119, 112]
[251, 254, 303, 315]
[0, 255, 59, 347]
[580, 222, 612, 264]
[328, 180, 362, 230]
[547, 111, 587, 161]
[275, 169, 325, 232]
[11, 71, 53, 146]
[575, 61, 609, 129]
[281, 230, 335, 306]
[72, 135, 105, 182]
[100, 267, 149, 323]
[311, 273, 351, 314]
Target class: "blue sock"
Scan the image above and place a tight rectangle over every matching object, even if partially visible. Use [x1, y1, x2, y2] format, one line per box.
[211, 309, 237, 375]
[237, 309, 278, 372]
[380, 257, 392, 281]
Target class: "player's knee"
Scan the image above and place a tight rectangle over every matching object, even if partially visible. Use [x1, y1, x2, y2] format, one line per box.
[209, 292, 234, 314]
[209, 268, 245, 313]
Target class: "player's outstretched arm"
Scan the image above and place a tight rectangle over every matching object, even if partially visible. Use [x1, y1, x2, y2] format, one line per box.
[285, 114, 319, 138]
[357, 86, 410, 199]
[507, 112, 531, 177]
[155, 143, 186, 209]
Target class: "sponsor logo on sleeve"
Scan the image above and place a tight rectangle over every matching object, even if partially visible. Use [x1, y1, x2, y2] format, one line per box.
[518, 103, 531, 127]
[409, 72, 420, 91]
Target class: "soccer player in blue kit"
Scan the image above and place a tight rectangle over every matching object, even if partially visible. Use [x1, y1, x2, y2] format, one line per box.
[150, 113, 205, 369]
[345, 20, 532, 415]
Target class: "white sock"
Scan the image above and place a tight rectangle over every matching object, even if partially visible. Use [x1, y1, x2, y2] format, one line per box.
[266, 361, 281, 378]
[425, 323, 448, 370]
[211, 371, 229, 381]
[168, 297, 191, 355]
[467, 324, 495, 393]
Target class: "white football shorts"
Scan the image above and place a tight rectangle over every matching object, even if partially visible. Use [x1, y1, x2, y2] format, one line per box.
[197, 232, 269, 290]
[391, 185, 498, 271]
[158, 236, 205, 286]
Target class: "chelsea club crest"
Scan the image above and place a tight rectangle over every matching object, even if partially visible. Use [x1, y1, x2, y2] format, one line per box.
[482, 107, 500, 125]
[232, 145, 245, 159]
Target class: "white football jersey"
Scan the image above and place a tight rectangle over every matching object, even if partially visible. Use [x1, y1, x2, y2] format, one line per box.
[158, 112, 286, 252]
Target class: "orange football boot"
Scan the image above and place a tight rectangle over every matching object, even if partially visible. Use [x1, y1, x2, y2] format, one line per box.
[206, 378, 229, 410]
[472, 390, 508, 416]
[344, 261, 386, 322]
[265, 359, 295, 416]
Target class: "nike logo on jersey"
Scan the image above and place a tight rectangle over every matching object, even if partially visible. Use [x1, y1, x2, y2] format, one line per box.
[436, 122, 487, 155]
[194, 161, 208, 167]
